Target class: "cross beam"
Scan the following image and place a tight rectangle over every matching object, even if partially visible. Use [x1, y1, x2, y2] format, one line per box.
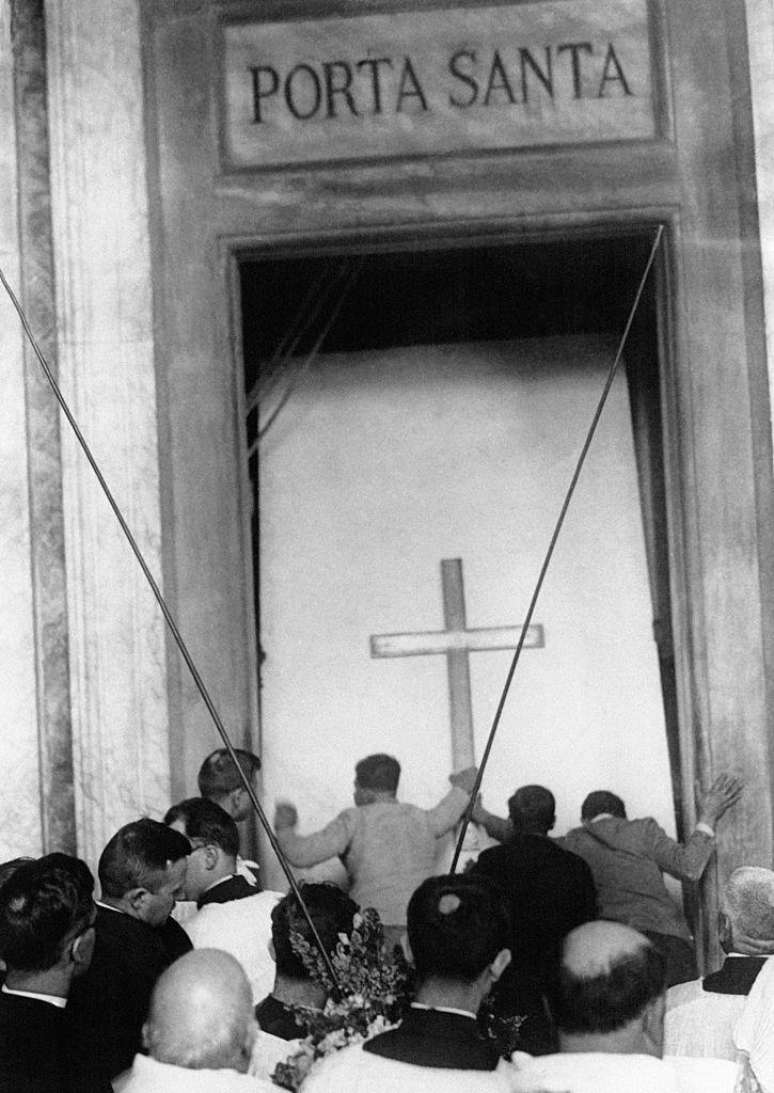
[370, 558, 544, 768]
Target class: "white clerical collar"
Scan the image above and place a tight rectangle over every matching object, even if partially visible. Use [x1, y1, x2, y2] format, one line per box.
[96, 899, 126, 914]
[589, 813, 615, 822]
[411, 1002, 477, 1020]
[2, 984, 67, 1009]
[202, 874, 236, 895]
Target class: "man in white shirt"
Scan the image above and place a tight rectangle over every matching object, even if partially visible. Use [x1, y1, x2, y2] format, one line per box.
[508, 921, 736, 1093]
[117, 949, 275, 1092]
[165, 797, 281, 1002]
[198, 747, 263, 887]
[665, 866, 774, 1059]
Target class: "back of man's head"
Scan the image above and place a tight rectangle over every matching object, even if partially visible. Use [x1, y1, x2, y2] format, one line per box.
[721, 867, 774, 954]
[407, 874, 511, 984]
[98, 818, 190, 899]
[0, 855, 94, 973]
[164, 798, 240, 860]
[581, 790, 627, 822]
[144, 949, 256, 1072]
[271, 883, 358, 980]
[197, 748, 261, 802]
[508, 785, 556, 835]
[354, 753, 400, 795]
[549, 921, 666, 1054]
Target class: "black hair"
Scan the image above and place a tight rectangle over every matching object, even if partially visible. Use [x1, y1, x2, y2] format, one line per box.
[98, 818, 190, 898]
[271, 883, 358, 980]
[548, 939, 666, 1033]
[164, 797, 239, 859]
[197, 748, 261, 799]
[581, 790, 627, 821]
[0, 855, 94, 972]
[355, 754, 401, 793]
[508, 785, 555, 833]
[407, 874, 511, 984]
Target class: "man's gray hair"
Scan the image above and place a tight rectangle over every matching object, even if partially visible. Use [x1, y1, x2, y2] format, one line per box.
[724, 867, 774, 943]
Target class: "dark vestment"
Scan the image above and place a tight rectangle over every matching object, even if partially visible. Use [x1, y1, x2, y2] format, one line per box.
[703, 956, 768, 995]
[0, 992, 110, 1093]
[65, 905, 192, 1083]
[363, 1006, 501, 1070]
[472, 833, 597, 1054]
[255, 993, 310, 1040]
[197, 874, 256, 908]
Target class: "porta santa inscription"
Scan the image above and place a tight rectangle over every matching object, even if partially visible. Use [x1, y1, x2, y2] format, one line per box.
[222, 0, 656, 169]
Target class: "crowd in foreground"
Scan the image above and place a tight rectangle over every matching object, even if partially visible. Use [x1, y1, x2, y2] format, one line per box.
[2, 747, 771, 1093]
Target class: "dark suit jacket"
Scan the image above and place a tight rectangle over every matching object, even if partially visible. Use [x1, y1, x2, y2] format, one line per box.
[65, 906, 192, 1083]
[0, 991, 110, 1093]
[0, 992, 69, 1093]
[472, 833, 596, 1052]
[473, 833, 596, 981]
[703, 956, 767, 995]
[363, 1006, 501, 1070]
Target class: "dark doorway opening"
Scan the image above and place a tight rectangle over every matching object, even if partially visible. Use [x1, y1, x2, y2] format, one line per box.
[238, 229, 680, 827]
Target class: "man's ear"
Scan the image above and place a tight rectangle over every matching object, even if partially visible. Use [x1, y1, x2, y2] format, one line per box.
[201, 844, 219, 872]
[548, 814, 557, 833]
[489, 948, 511, 984]
[718, 911, 733, 952]
[268, 938, 276, 963]
[401, 934, 413, 965]
[127, 886, 151, 916]
[141, 1021, 151, 1051]
[641, 993, 666, 1057]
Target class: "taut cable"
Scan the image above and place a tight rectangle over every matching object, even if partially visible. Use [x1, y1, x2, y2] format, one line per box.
[450, 224, 665, 873]
[0, 265, 342, 992]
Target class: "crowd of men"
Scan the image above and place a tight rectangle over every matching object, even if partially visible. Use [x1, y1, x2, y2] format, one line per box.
[1, 746, 769, 1093]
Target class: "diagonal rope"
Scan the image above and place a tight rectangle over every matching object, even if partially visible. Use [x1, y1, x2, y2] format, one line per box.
[257, 260, 363, 443]
[0, 264, 342, 993]
[246, 262, 351, 416]
[450, 224, 665, 873]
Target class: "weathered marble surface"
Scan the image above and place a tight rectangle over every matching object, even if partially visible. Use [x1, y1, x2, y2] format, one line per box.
[0, 5, 44, 860]
[13, 0, 76, 854]
[46, 0, 170, 867]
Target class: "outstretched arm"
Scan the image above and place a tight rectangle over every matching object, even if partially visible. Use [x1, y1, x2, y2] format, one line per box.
[649, 773, 744, 881]
[273, 801, 354, 867]
[425, 766, 479, 836]
[470, 796, 512, 844]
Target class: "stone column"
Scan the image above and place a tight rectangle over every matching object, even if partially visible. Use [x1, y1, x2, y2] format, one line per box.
[45, 0, 170, 866]
[0, 4, 43, 861]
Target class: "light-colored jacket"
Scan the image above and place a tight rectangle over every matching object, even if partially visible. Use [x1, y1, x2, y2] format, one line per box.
[276, 788, 469, 926]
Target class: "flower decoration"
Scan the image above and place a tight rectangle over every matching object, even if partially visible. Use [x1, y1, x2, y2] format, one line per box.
[272, 907, 413, 1090]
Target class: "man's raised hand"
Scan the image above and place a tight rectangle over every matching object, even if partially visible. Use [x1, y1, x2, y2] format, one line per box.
[449, 766, 479, 796]
[697, 773, 744, 827]
[273, 800, 298, 831]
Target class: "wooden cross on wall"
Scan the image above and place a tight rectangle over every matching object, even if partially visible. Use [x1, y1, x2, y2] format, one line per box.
[370, 558, 545, 768]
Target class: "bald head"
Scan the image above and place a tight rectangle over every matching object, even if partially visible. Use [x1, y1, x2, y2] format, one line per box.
[550, 922, 666, 1041]
[563, 921, 651, 977]
[722, 867, 774, 954]
[143, 950, 256, 1072]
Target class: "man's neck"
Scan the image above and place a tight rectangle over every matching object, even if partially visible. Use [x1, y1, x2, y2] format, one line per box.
[356, 789, 396, 806]
[414, 977, 483, 1016]
[4, 968, 70, 1000]
[272, 975, 327, 1010]
[558, 1027, 657, 1057]
[202, 868, 236, 893]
